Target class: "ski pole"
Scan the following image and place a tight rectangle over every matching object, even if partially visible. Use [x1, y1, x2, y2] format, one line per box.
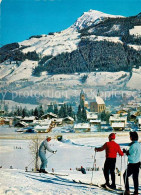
[91, 149, 96, 184]
[26, 157, 36, 168]
[119, 156, 123, 190]
[47, 153, 54, 159]
[121, 155, 128, 195]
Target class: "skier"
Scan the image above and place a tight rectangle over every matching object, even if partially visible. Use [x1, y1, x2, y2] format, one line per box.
[39, 137, 57, 173]
[95, 133, 124, 189]
[122, 132, 140, 195]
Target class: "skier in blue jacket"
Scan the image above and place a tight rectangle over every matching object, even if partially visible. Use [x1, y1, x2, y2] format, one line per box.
[39, 137, 57, 173]
[122, 132, 140, 195]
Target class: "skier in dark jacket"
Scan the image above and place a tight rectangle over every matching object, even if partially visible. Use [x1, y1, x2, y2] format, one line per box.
[39, 137, 57, 173]
[122, 132, 140, 195]
[95, 133, 124, 189]
[80, 166, 86, 174]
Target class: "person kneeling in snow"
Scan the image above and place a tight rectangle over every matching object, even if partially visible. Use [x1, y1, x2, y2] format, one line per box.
[95, 133, 124, 189]
[80, 166, 86, 174]
[39, 137, 57, 173]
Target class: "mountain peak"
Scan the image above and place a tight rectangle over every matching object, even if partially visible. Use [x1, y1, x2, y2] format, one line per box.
[71, 9, 124, 31]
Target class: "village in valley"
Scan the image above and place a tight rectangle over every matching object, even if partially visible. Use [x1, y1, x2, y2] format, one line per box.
[0, 89, 141, 134]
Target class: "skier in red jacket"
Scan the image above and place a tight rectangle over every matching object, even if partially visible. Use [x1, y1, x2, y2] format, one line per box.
[95, 133, 124, 189]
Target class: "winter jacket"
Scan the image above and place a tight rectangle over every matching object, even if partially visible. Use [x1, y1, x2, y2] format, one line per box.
[96, 141, 124, 158]
[39, 140, 54, 154]
[128, 141, 141, 164]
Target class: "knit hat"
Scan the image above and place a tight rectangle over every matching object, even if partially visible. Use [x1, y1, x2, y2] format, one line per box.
[46, 137, 51, 142]
[109, 133, 116, 140]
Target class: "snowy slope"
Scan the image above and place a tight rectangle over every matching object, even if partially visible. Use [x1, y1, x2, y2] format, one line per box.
[127, 67, 141, 89]
[20, 28, 80, 57]
[128, 44, 141, 51]
[85, 35, 122, 43]
[5, 60, 38, 82]
[129, 26, 141, 36]
[0, 132, 141, 195]
[71, 10, 124, 30]
[0, 10, 140, 94]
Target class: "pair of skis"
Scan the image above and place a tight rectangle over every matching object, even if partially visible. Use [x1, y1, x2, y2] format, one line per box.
[25, 170, 69, 176]
[72, 180, 124, 194]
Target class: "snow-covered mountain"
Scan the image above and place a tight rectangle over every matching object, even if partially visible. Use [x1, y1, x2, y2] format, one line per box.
[0, 10, 141, 103]
[71, 9, 124, 30]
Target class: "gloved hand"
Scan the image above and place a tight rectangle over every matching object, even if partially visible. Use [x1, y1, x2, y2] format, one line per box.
[53, 150, 57, 154]
[123, 148, 127, 153]
[123, 148, 129, 155]
[95, 148, 98, 152]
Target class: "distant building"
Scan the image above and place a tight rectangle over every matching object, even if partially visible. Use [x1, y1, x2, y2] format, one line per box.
[15, 121, 28, 127]
[90, 96, 105, 113]
[52, 118, 63, 126]
[34, 125, 50, 133]
[116, 110, 128, 116]
[74, 123, 90, 132]
[0, 110, 5, 115]
[63, 117, 74, 124]
[32, 119, 52, 126]
[111, 122, 125, 131]
[41, 113, 57, 120]
[0, 117, 5, 125]
[34, 121, 55, 133]
[109, 114, 127, 131]
[4, 117, 14, 126]
[80, 90, 89, 109]
[90, 120, 101, 125]
[80, 90, 85, 107]
[87, 112, 98, 121]
[21, 116, 36, 123]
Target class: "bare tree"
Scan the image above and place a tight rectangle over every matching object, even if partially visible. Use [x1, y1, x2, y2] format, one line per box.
[29, 136, 41, 171]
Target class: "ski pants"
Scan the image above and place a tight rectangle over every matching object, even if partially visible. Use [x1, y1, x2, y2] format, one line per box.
[104, 158, 116, 186]
[39, 151, 48, 170]
[123, 162, 140, 194]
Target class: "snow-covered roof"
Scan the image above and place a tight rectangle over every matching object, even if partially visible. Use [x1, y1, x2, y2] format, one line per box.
[111, 122, 125, 128]
[21, 116, 36, 121]
[109, 115, 127, 122]
[74, 123, 90, 129]
[63, 116, 74, 121]
[39, 121, 51, 126]
[16, 121, 28, 127]
[34, 125, 50, 131]
[87, 112, 98, 120]
[90, 120, 101, 123]
[95, 96, 105, 105]
[52, 118, 63, 123]
[42, 113, 57, 118]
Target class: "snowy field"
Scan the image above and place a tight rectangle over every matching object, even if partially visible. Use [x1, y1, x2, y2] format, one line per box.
[0, 126, 141, 195]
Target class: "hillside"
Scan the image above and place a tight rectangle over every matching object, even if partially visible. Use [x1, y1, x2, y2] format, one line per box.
[0, 10, 141, 77]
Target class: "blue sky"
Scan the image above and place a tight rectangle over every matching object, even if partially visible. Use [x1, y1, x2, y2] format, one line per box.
[0, 0, 141, 45]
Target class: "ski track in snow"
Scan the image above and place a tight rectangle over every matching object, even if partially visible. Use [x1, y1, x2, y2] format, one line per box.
[0, 131, 141, 195]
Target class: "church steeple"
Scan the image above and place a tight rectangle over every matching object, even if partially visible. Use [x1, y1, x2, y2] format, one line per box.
[97, 89, 100, 97]
[80, 90, 85, 107]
